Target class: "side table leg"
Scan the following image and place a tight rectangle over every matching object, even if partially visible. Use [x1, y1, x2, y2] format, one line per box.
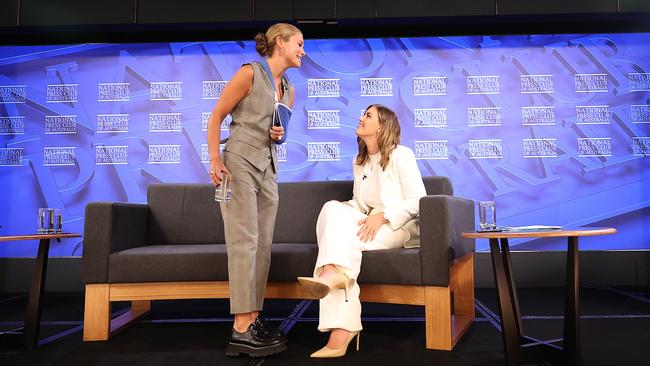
[501, 238, 524, 338]
[23, 238, 51, 349]
[489, 238, 521, 366]
[564, 236, 580, 365]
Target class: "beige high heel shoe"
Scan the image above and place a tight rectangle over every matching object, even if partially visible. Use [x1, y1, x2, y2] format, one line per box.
[310, 331, 360, 358]
[297, 267, 351, 301]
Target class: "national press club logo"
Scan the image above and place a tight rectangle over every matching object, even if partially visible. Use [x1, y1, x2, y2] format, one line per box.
[46, 84, 78, 103]
[201, 143, 225, 163]
[98, 83, 130, 102]
[201, 144, 209, 163]
[307, 79, 340, 98]
[574, 74, 608, 93]
[307, 110, 340, 129]
[576, 105, 610, 125]
[467, 107, 501, 127]
[276, 143, 287, 162]
[413, 108, 447, 128]
[466, 75, 500, 95]
[632, 137, 650, 156]
[148, 144, 181, 164]
[468, 139, 502, 159]
[45, 115, 77, 134]
[628, 73, 650, 91]
[149, 113, 182, 132]
[95, 146, 128, 165]
[307, 142, 340, 161]
[520, 74, 554, 94]
[202, 81, 228, 99]
[201, 113, 231, 131]
[0, 148, 23, 166]
[43, 147, 76, 166]
[523, 139, 557, 158]
[522, 106, 556, 126]
[414, 140, 448, 160]
[360, 78, 393, 97]
[578, 138, 612, 157]
[0, 85, 26, 103]
[412, 76, 447, 96]
[97, 114, 129, 133]
[630, 105, 650, 124]
[150, 82, 182, 101]
[0, 116, 25, 135]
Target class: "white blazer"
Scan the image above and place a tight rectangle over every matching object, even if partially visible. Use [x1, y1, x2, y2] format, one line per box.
[347, 145, 427, 247]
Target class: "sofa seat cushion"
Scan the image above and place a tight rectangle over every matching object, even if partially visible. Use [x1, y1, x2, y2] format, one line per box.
[358, 248, 424, 285]
[107, 244, 425, 286]
[108, 243, 320, 283]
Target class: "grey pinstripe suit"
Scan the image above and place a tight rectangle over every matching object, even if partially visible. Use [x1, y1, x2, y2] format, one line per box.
[220, 62, 291, 314]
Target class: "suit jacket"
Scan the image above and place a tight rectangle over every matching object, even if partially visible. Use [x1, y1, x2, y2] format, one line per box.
[347, 145, 427, 247]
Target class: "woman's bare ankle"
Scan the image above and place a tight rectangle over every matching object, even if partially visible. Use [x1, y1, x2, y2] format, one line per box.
[326, 328, 350, 348]
[233, 313, 253, 333]
[319, 264, 337, 278]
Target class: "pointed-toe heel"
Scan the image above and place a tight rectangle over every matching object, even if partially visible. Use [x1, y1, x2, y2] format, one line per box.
[297, 277, 331, 298]
[297, 269, 351, 299]
[310, 331, 360, 358]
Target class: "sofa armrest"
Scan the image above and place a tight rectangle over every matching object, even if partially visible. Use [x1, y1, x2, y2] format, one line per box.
[82, 202, 149, 284]
[419, 195, 475, 287]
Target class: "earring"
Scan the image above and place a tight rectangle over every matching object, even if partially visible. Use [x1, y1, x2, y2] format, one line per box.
[280, 47, 285, 55]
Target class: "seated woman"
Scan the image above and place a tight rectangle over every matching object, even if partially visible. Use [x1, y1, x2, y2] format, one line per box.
[298, 104, 426, 358]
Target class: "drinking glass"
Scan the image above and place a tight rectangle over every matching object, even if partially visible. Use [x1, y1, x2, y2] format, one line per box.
[478, 201, 497, 231]
[214, 172, 232, 202]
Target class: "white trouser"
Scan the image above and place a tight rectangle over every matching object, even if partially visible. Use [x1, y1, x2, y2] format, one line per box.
[314, 200, 408, 332]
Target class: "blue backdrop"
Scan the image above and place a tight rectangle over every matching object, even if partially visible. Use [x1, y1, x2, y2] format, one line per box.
[1, 33, 649, 256]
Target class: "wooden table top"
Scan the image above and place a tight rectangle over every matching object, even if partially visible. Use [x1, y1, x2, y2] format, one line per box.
[0, 233, 81, 242]
[462, 227, 616, 239]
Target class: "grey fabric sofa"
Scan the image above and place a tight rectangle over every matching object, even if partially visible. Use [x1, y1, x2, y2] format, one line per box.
[82, 177, 475, 350]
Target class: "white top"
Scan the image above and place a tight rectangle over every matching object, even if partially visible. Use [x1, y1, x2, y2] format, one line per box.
[347, 145, 427, 248]
[361, 153, 383, 210]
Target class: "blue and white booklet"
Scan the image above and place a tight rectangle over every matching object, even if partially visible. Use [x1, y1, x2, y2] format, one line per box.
[259, 60, 292, 144]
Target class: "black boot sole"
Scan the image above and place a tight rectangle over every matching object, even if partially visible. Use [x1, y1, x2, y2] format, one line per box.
[225, 342, 287, 357]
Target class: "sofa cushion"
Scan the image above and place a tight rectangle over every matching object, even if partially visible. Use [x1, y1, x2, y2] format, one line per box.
[267, 244, 320, 280]
[108, 243, 319, 283]
[107, 243, 427, 286]
[143, 177, 450, 246]
[147, 184, 225, 245]
[274, 181, 352, 243]
[358, 248, 424, 285]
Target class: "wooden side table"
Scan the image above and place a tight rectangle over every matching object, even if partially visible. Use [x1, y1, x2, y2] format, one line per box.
[0, 233, 81, 349]
[462, 227, 616, 366]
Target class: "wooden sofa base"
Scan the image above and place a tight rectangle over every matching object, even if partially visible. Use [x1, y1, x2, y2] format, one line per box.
[83, 253, 474, 350]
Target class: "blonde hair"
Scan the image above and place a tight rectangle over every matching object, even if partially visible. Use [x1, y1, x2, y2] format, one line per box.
[254, 23, 302, 57]
[355, 104, 401, 170]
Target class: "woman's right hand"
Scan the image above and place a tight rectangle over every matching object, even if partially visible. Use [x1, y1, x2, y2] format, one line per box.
[209, 159, 231, 186]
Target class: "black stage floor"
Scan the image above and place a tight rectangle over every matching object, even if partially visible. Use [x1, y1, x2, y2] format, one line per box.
[1, 286, 649, 365]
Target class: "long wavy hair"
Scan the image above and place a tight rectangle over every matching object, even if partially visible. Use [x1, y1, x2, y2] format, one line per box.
[355, 104, 401, 170]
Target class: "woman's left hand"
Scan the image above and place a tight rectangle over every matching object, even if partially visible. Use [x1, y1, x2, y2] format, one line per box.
[357, 212, 388, 243]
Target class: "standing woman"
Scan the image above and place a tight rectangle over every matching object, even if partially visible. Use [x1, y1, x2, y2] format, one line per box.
[207, 23, 305, 357]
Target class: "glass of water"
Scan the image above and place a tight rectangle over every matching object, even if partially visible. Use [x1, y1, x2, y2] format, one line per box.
[214, 172, 232, 202]
[37, 208, 48, 234]
[53, 209, 63, 233]
[478, 201, 497, 231]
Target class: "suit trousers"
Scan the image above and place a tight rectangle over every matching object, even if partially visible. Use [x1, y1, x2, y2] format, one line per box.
[221, 151, 278, 314]
[314, 200, 408, 332]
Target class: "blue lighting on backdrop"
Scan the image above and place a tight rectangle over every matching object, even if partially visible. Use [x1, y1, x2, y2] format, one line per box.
[1, 33, 649, 256]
